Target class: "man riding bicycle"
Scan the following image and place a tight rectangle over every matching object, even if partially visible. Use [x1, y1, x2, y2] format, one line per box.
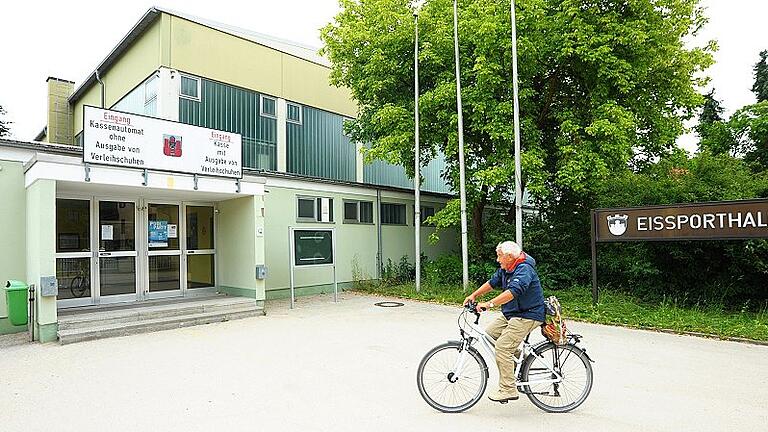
[463, 240, 545, 403]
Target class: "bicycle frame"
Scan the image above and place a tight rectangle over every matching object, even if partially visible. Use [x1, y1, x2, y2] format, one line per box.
[452, 311, 563, 387]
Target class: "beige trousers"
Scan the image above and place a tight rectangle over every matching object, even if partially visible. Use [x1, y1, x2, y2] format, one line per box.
[486, 314, 543, 394]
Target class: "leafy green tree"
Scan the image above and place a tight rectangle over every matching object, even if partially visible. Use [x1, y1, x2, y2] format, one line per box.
[596, 151, 768, 306]
[321, 0, 714, 250]
[753, 50, 768, 103]
[730, 101, 768, 170]
[0, 105, 10, 137]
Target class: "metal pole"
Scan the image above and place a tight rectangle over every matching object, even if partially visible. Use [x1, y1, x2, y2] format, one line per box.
[510, 0, 523, 248]
[289, 228, 295, 309]
[590, 210, 599, 305]
[414, 8, 422, 292]
[376, 189, 383, 279]
[453, 0, 470, 290]
[28, 284, 35, 342]
[333, 228, 338, 303]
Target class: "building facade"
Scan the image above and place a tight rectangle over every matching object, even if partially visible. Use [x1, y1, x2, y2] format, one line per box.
[0, 7, 457, 341]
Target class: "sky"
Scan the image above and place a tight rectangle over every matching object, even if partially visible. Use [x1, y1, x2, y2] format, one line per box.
[0, 0, 766, 149]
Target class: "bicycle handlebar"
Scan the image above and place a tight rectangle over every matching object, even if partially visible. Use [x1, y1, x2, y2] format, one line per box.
[464, 301, 485, 325]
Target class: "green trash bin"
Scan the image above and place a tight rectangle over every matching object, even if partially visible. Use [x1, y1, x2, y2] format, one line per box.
[5, 280, 28, 326]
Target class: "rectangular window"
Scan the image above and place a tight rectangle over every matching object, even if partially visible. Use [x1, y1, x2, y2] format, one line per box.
[261, 95, 277, 118]
[420, 206, 435, 225]
[180, 75, 200, 101]
[381, 203, 407, 225]
[297, 196, 334, 222]
[144, 74, 158, 104]
[287, 102, 302, 124]
[343, 200, 374, 224]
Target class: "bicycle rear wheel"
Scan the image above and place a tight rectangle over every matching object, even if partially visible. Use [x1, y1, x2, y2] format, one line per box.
[520, 342, 593, 413]
[417, 342, 488, 413]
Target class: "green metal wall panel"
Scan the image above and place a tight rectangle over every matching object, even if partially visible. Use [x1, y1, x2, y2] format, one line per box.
[179, 77, 277, 170]
[287, 106, 356, 182]
[364, 150, 452, 194]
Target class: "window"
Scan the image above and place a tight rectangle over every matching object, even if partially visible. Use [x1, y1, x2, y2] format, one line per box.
[261, 95, 277, 118]
[287, 102, 302, 124]
[180, 75, 200, 101]
[343, 200, 374, 224]
[381, 203, 407, 225]
[297, 196, 334, 222]
[420, 206, 436, 225]
[144, 74, 158, 104]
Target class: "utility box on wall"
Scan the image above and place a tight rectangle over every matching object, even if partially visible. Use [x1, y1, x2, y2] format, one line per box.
[40, 276, 58, 297]
[255, 265, 268, 280]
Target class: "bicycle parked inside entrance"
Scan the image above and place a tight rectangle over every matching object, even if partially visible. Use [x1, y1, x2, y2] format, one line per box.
[416, 302, 594, 413]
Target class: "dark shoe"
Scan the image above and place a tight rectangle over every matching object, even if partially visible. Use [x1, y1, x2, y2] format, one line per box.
[488, 389, 520, 402]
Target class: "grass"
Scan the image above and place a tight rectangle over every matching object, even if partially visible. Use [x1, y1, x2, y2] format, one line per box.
[351, 282, 768, 342]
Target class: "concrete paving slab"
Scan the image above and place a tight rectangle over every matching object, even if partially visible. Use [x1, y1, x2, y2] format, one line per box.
[0, 292, 766, 432]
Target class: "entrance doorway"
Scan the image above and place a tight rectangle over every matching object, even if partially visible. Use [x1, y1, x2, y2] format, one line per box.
[55, 197, 217, 308]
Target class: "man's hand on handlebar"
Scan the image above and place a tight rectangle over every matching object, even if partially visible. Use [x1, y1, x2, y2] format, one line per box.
[475, 302, 491, 313]
[462, 294, 476, 306]
[464, 300, 490, 313]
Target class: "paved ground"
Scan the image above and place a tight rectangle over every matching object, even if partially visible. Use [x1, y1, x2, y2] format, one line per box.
[1, 292, 766, 432]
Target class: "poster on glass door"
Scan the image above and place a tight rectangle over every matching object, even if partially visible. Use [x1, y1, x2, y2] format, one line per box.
[149, 221, 169, 248]
[83, 106, 243, 179]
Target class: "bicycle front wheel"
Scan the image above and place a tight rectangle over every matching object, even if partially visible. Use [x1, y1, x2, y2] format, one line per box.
[416, 342, 488, 413]
[520, 342, 593, 413]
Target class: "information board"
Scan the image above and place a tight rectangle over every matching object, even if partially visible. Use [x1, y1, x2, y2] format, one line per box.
[293, 230, 334, 266]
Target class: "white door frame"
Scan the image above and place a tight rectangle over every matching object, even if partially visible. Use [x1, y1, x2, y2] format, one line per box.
[143, 200, 184, 300]
[182, 202, 217, 297]
[55, 195, 96, 309]
[94, 197, 140, 305]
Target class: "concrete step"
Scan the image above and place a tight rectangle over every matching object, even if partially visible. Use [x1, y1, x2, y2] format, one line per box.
[58, 307, 264, 345]
[58, 297, 259, 331]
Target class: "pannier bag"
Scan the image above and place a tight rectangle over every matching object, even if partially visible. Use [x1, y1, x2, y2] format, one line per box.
[541, 296, 567, 345]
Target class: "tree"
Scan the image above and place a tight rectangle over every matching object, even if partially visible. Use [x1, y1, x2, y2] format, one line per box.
[0, 105, 10, 137]
[730, 101, 768, 170]
[753, 50, 768, 102]
[696, 89, 733, 155]
[321, 0, 713, 252]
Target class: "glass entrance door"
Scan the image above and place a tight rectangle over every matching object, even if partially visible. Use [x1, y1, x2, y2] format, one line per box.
[184, 204, 216, 294]
[97, 200, 138, 304]
[56, 198, 94, 308]
[146, 203, 182, 299]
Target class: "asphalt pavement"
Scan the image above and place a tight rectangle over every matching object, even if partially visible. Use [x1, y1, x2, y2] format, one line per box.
[0, 292, 765, 432]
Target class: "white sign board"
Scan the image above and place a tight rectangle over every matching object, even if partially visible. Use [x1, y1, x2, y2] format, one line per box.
[83, 106, 242, 178]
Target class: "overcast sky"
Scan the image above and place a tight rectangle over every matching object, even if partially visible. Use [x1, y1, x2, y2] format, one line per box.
[0, 0, 766, 149]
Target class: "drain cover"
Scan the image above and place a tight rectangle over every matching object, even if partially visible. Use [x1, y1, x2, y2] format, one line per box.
[374, 301, 404, 308]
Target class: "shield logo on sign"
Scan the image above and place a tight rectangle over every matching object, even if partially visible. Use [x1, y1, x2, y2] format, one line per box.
[607, 214, 629, 236]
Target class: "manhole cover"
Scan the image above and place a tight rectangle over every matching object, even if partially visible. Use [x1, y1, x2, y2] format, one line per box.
[374, 301, 404, 308]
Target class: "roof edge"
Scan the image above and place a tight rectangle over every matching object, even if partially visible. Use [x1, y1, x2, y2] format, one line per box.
[68, 7, 161, 104]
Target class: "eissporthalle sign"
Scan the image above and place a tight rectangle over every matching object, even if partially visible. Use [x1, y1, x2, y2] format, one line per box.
[83, 106, 242, 179]
[595, 200, 768, 242]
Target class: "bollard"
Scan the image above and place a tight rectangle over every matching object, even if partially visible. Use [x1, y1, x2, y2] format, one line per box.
[28, 284, 35, 342]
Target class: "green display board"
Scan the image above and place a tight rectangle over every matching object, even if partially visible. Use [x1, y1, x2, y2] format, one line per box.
[294, 230, 334, 266]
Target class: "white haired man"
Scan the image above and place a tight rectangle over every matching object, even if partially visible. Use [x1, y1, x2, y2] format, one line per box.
[463, 240, 545, 403]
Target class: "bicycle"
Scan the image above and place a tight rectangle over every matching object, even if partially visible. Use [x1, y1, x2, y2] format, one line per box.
[69, 271, 90, 298]
[416, 301, 594, 413]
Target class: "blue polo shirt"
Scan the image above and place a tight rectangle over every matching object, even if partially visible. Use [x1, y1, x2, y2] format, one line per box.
[488, 254, 545, 322]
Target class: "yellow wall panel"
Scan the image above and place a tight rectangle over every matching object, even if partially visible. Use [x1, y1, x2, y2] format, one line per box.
[72, 19, 162, 138]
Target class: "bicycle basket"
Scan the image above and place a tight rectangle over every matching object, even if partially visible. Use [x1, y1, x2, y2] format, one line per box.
[541, 296, 567, 345]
